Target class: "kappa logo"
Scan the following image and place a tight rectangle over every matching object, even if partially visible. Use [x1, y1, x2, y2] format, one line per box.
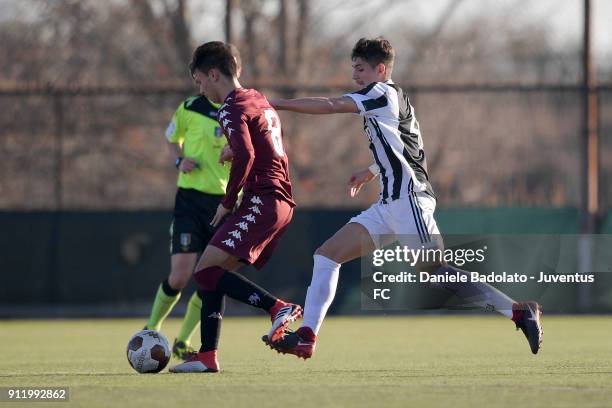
[250, 196, 263, 205]
[242, 214, 256, 223]
[226, 127, 234, 136]
[249, 205, 261, 215]
[207, 312, 223, 319]
[219, 108, 229, 118]
[248, 293, 261, 306]
[222, 118, 232, 128]
[228, 230, 242, 241]
[235, 221, 249, 231]
[222, 238, 236, 248]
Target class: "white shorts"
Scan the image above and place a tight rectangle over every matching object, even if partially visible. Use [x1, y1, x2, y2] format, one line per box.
[349, 192, 443, 250]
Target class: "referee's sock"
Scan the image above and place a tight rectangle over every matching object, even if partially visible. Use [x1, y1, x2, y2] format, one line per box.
[145, 278, 181, 331]
[176, 291, 202, 345]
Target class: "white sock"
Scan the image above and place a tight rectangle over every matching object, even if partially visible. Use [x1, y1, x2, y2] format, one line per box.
[435, 266, 515, 319]
[302, 254, 341, 334]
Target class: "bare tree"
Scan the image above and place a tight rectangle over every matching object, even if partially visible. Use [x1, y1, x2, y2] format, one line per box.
[164, 0, 192, 69]
[278, 0, 289, 78]
[242, 0, 264, 80]
[295, 0, 310, 79]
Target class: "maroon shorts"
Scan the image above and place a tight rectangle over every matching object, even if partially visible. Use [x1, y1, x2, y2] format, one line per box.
[209, 193, 294, 269]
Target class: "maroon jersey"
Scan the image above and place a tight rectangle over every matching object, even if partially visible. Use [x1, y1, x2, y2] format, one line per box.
[217, 88, 295, 209]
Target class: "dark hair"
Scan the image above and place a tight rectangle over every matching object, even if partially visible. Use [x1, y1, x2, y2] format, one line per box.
[189, 41, 239, 77]
[351, 37, 395, 73]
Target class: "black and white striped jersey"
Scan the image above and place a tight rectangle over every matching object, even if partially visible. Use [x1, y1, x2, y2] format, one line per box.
[345, 80, 434, 203]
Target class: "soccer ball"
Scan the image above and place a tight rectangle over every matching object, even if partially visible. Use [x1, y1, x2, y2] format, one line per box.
[126, 330, 171, 373]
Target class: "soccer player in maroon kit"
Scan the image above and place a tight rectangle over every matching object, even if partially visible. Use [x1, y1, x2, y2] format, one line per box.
[170, 41, 301, 373]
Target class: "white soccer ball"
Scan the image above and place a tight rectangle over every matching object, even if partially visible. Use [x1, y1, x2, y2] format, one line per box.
[126, 330, 171, 373]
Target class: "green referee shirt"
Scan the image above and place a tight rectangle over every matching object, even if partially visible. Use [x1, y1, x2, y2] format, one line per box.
[165, 96, 229, 195]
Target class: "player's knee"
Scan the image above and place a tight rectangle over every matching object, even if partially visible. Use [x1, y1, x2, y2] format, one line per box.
[315, 240, 337, 259]
[193, 266, 226, 291]
[315, 240, 348, 264]
[168, 271, 189, 290]
[168, 262, 193, 289]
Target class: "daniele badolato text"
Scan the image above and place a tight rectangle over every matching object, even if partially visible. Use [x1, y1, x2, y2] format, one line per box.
[372, 270, 595, 284]
[368, 246, 595, 301]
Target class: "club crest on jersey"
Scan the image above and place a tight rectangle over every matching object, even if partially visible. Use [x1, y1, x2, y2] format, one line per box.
[180, 233, 191, 251]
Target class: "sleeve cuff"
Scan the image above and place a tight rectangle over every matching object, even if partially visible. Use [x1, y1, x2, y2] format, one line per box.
[221, 197, 235, 210]
[343, 93, 365, 116]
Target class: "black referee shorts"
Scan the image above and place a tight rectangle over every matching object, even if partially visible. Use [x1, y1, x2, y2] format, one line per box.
[170, 188, 223, 255]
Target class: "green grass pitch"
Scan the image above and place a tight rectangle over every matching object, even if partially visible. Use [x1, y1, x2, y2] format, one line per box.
[1, 316, 611, 407]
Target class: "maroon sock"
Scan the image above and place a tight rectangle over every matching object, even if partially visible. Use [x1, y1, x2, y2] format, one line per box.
[297, 326, 316, 342]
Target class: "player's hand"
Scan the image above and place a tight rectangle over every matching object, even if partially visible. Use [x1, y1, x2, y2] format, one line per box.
[210, 203, 231, 227]
[348, 168, 376, 197]
[219, 145, 234, 164]
[179, 157, 200, 173]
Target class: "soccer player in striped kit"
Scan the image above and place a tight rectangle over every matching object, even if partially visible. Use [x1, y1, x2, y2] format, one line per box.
[264, 37, 543, 358]
[170, 41, 301, 373]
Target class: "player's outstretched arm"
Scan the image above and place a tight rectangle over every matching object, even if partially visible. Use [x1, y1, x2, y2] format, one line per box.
[270, 96, 358, 114]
